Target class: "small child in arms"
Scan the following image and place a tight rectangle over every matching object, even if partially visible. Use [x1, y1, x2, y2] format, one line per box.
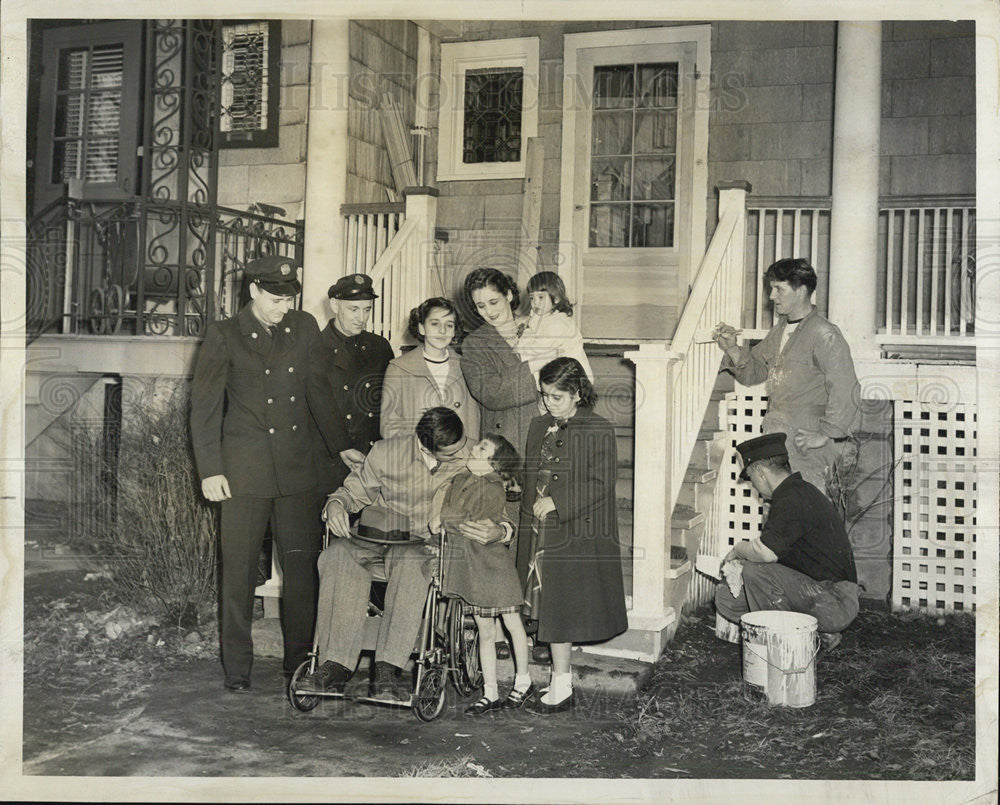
[429, 434, 534, 714]
[516, 272, 593, 398]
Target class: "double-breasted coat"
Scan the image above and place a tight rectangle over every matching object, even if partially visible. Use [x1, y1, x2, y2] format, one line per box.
[190, 305, 346, 495]
[459, 323, 539, 456]
[517, 407, 628, 644]
[380, 346, 480, 441]
[190, 303, 348, 681]
[316, 322, 394, 492]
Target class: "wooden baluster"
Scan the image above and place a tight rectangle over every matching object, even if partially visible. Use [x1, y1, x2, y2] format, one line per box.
[792, 208, 802, 259]
[944, 208, 953, 335]
[929, 208, 940, 336]
[885, 209, 895, 334]
[365, 213, 377, 275]
[755, 209, 766, 329]
[960, 208, 969, 335]
[900, 209, 911, 335]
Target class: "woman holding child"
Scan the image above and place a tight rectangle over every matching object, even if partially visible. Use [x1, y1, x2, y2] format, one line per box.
[458, 267, 541, 456]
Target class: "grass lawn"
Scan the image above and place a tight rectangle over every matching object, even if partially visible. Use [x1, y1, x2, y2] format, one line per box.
[588, 606, 976, 779]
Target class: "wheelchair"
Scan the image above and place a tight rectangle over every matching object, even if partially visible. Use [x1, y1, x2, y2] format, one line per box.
[287, 526, 484, 721]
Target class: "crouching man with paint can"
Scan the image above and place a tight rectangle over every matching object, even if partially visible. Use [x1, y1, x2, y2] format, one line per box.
[715, 433, 860, 653]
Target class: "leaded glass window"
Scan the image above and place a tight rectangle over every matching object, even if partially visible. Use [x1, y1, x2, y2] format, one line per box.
[51, 44, 124, 185]
[589, 62, 678, 248]
[462, 67, 523, 164]
[220, 21, 280, 148]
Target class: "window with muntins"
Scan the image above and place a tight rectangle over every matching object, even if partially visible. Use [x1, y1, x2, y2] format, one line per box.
[589, 62, 678, 248]
[219, 20, 280, 148]
[52, 43, 124, 185]
[437, 37, 538, 181]
[463, 67, 523, 164]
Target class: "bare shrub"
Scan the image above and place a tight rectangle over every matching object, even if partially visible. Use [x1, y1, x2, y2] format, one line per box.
[74, 380, 217, 628]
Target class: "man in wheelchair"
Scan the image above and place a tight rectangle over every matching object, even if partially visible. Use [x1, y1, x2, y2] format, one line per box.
[299, 406, 513, 702]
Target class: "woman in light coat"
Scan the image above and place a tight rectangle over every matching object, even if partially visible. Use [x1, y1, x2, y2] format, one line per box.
[380, 297, 480, 441]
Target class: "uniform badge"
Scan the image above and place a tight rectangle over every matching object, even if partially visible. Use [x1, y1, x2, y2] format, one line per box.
[280, 263, 291, 276]
[354, 275, 364, 284]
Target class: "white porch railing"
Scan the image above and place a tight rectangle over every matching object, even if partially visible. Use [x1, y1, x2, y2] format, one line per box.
[340, 187, 440, 349]
[745, 196, 831, 331]
[623, 181, 748, 646]
[878, 196, 975, 342]
[744, 194, 977, 345]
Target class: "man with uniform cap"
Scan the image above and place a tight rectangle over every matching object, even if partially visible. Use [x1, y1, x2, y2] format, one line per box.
[191, 255, 348, 693]
[714, 432, 861, 651]
[317, 273, 394, 493]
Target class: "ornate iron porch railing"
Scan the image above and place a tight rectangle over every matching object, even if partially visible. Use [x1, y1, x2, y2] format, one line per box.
[26, 197, 304, 339]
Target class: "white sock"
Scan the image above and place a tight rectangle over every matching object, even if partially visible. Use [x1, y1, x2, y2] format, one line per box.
[541, 672, 572, 705]
[483, 683, 499, 701]
[513, 673, 532, 693]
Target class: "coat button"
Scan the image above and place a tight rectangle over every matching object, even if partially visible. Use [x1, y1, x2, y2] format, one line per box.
[552, 474, 559, 481]
[288, 366, 294, 373]
[269, 428, 275, 434]
[554, 457, 560, 462]
[343, 384, 349, 391]
[290, 396, 295, 402]
[556, 440, 563, 447]
[267, 398, 273, 404]
[367, 412, 373, 417]
[292, 424, 298, 431]
[496, 423, 502, 430]
[285, 327, 291, 333]
[346, 414, 352, 420]
[454, 402, 461, 408]
[365, 382, 371, 388]
[251, 332, 258, 339]
[265, 369, 271, 375]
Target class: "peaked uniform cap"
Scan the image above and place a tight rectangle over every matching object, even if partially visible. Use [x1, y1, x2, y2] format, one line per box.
[736, 432, 789, 480]
[328, 273, 378, 300]
[246, 255, 302, 296]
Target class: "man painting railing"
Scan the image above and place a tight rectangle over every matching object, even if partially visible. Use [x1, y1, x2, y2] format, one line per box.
[714, 258, 860, 498]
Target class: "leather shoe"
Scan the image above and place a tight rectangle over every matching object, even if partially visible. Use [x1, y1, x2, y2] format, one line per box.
[501, 684, 535, 710]
[369, 661, 411, 703]
[297, 661, 352, 694]
[464, 695, 503, 716]
[224, 679, 250, 694]
[526, 691, 574, 714]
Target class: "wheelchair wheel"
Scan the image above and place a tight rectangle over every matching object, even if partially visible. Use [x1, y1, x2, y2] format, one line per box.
[412, 663, 447, 722]
[287, 659, 320, 712]
[446, 598, 482, 698]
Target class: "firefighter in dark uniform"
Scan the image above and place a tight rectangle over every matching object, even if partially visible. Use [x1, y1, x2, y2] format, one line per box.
[191, 255, 347, 693]
[317, 273, 395, 493]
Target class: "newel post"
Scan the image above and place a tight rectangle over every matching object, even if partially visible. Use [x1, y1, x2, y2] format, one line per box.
[615, 342, 683, 658]
[402, 186, 439, 301]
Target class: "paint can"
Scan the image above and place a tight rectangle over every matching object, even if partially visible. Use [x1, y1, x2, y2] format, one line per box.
[740, 610, 818, 706]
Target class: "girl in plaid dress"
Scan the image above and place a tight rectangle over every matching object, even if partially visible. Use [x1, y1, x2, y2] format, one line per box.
[429, 434, 534, 715]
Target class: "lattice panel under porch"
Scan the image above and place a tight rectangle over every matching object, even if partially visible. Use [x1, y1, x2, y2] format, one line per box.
[892, 400, 977, 613]
[716, 382, 769, 553]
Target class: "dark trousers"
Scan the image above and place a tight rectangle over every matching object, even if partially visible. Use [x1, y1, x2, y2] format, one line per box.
[220, 490, 323, 682]
[715, 561, 860, 634]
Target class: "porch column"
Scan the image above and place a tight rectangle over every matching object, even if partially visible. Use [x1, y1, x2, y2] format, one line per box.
[583, 343, 680, 662]
[828, 21, 882, 362]
[301, 21, 350, 323]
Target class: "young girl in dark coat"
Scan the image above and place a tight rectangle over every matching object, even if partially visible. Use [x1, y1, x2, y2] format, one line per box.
[518, 357, 628, 712]
[430, 434, 534, 714]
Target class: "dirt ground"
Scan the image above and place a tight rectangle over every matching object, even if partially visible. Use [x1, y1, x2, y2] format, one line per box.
[20, 568, 636, 779]
[19, 565, 977, 783]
